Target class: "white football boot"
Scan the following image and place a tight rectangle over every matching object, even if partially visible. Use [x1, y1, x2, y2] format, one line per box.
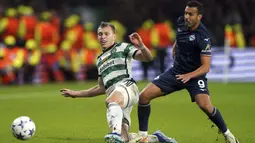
[223, 129, 239, 143]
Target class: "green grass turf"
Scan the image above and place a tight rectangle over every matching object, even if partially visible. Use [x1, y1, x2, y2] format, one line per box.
[0, 81, 254, 143]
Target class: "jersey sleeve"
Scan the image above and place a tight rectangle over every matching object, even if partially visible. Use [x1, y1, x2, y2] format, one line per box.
[124, 43, 138, 58]
[198, 35, 211, 56]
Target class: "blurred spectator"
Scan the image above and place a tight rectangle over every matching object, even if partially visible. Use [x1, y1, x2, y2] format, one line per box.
[57, 40, 78, 81]
[4, 35, 24, 84]
[63, 14, 83, 51]
[41, 44, 64, 83]
[80, 22, 100, 80]
[17, 5, 37, 46]
[50, 11, 61, 33]
[35, 11, 59, 53]
[0, 47, 15, 84]
[0, 8, 19, 42]
[137, 19, 155, 80]
[151, 13, 175, 74]
[223, 2, 246, 48]
[23, 39, 41, 84]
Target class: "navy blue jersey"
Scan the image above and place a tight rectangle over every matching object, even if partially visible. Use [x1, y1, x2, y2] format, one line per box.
[172, 16, 211, 76]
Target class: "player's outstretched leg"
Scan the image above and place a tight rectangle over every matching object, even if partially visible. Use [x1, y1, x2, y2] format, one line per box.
[206, 106, 239, 143]
[138, 103, 151, 136]
[195, 94, 239, 143]
[153, 130, 178, 143]
[105, 102, 124, 143]
[138, 82, 165, 138]
[104, 132, 125, 143]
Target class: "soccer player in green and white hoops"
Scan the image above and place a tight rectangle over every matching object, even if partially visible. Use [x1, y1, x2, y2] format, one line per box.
[60, 22, 177, 143]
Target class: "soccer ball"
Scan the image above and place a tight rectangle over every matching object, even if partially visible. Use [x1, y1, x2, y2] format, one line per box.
[11, 116, 36, 140]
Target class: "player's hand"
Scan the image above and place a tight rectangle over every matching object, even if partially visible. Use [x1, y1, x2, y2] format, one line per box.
[129, 32, 145, 49]
[60, 89, 78, 98]
[176, 74, 192, 83]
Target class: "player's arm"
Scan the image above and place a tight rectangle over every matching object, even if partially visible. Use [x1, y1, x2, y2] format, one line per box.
[133, 45, 153, 62]
[187, 55, 211, 78]
[60, 77, 105, 98]
[129, 32, 153, 62]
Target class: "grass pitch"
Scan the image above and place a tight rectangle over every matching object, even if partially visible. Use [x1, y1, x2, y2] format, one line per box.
[0, 81, 254, 143]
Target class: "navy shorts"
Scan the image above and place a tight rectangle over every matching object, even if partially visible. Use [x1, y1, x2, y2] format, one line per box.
[152, 68, 210, 102]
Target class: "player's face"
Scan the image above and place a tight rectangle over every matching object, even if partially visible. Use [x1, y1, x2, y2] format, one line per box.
[97, 26, 116, 49]
[184, 6, 202, 28]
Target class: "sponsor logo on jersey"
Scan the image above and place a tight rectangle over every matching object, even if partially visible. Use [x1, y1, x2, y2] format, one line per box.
[99, 60, 115, 72]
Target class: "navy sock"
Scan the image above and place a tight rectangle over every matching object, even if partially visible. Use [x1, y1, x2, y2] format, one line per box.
[208, 107, 228, 133]
[138, 103, 151, 131]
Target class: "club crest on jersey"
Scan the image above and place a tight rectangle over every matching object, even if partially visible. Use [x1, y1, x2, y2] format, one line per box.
[189, 34, 196, 41]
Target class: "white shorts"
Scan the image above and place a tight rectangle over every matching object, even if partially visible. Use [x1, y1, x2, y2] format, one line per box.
[106, 80, 139, 126]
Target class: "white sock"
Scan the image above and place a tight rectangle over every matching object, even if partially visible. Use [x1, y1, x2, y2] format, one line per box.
[223, 129, 230, 136]
[107, 102, 123, 135]
[138, 131, 148, 136]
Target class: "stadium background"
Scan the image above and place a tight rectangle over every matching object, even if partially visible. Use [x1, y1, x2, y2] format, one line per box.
[0, 0, 254, 143]
[0, 0, 255, 84]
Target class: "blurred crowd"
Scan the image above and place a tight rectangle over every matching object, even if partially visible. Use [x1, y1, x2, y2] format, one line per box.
[0, 5, 102, 85]
[0, 0, 255, 85]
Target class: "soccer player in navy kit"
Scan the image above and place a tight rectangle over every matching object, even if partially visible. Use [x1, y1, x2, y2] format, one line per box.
[137, 1, 239, 143]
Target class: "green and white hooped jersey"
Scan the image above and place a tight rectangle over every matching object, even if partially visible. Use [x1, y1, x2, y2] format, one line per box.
[96, 42, 138, 90]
